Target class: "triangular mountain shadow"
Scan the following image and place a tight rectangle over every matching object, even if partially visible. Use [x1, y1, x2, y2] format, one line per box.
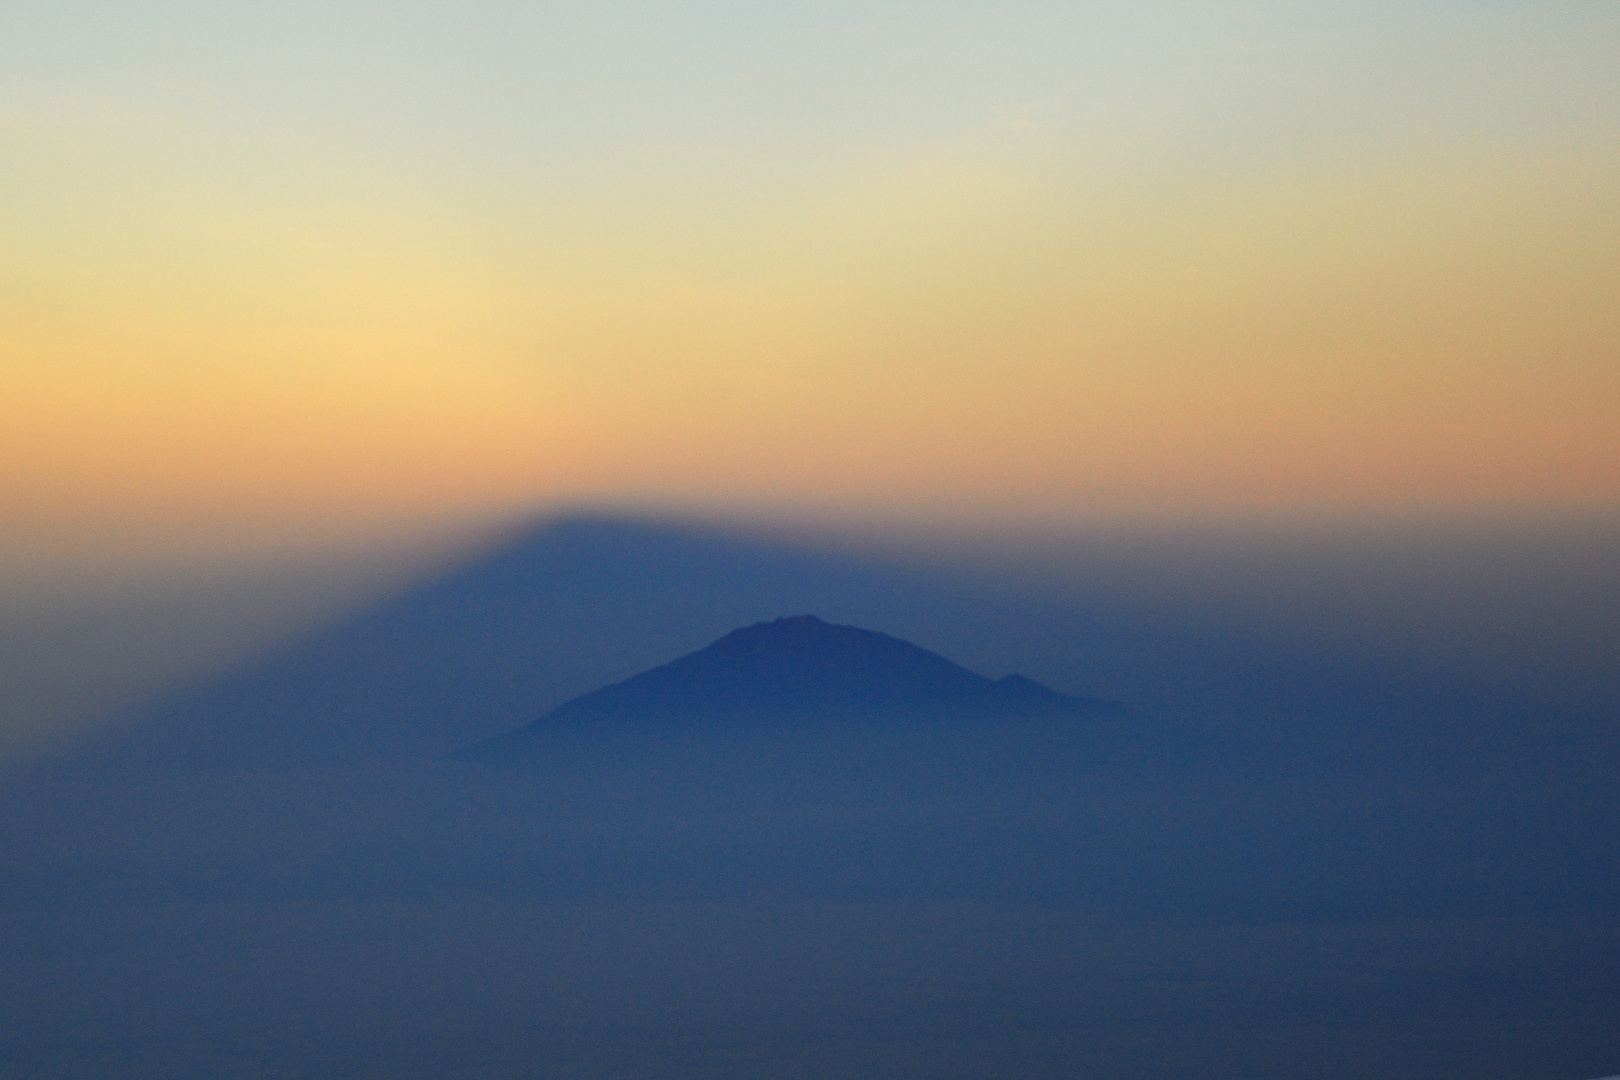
[49, 519, 1011, 774]
[460, 615, 1128, 759]
[35, 517, 1153, 778]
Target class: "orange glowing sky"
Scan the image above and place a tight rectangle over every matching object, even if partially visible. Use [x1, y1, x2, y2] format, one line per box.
[3, 2, 1617, 561]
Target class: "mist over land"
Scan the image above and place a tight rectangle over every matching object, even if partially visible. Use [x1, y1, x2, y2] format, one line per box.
[3, 512, 1618, 1078]
[7, 508, 1617, 762]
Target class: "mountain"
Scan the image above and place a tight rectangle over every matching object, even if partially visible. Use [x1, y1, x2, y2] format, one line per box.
[462, 615, 1126, 758]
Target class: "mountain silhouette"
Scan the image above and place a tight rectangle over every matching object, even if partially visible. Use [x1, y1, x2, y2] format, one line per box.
[462, 615, 1125, 758]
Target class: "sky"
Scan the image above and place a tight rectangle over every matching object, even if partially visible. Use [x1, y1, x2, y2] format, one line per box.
[4, 0, 1617, 570]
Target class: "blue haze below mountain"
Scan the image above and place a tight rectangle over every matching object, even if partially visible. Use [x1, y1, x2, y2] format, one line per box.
[2, 515, 1618, 1079]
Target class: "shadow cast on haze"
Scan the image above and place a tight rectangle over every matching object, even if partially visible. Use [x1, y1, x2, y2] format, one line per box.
[2, 514, 1617, 1080]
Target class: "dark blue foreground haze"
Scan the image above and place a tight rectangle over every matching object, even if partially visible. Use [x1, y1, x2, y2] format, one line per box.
[2, 517, 1617, 1079]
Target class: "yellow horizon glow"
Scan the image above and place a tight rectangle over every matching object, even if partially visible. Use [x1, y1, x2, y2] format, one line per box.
[4, 4, 1618, 559]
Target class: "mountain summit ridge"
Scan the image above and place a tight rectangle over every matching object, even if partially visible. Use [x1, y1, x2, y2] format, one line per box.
[463, 615, 1124, 758]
